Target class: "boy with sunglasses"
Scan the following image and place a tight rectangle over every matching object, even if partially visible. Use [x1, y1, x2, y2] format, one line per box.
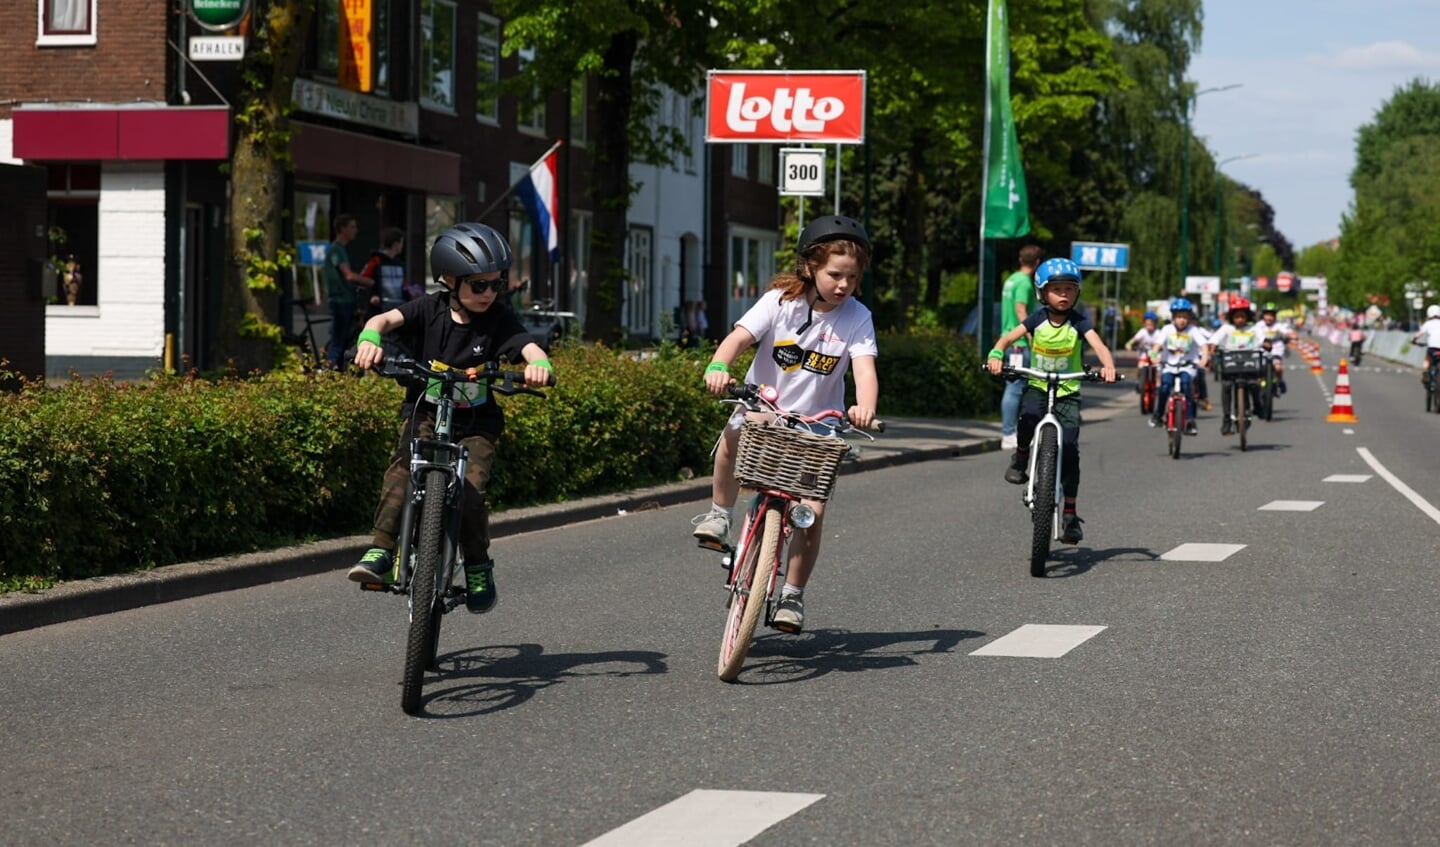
[347, 223, 554, 614]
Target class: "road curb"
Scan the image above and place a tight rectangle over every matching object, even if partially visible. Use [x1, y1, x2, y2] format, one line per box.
[1, 435, 999, 636]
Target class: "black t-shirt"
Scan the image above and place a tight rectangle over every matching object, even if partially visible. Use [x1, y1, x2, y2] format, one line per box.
[391, 291, 534, 437]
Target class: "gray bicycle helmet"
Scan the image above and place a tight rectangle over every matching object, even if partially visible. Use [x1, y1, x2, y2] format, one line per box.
[430, 222, 513, 280]
[797, 215, 871, 255]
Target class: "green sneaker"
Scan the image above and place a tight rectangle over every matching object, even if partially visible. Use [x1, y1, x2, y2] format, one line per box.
[348, 547, 395, 584]
[465, 558, 498, 613]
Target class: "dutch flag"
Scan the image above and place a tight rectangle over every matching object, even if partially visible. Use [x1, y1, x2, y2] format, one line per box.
[518, 141, 562, 261]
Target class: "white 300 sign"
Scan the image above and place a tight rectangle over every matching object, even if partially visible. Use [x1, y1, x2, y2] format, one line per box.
[779, 148, 826, 196]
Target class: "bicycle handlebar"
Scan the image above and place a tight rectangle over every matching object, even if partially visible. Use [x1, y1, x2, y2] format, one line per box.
[378, 355, 555, 397]
[987, 364, 1121, 383]
[725, 383, 885, 433]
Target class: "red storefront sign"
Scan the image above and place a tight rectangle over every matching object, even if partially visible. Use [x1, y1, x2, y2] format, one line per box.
[705, 70, 866, 144]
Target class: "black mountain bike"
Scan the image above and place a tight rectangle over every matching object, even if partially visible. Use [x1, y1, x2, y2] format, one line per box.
[365, 355, 551, 715]
[1219, 349, 1265, 452]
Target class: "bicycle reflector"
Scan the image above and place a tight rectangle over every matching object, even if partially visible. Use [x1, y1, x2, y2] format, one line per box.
[788, 503, 817, 529]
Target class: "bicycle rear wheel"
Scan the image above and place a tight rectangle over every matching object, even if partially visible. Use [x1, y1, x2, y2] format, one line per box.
[402, 468, 448, 715]
[718, 501, 782, 681]
[1139, 366, 1155, 414]
[1030, 428, 1058, 578]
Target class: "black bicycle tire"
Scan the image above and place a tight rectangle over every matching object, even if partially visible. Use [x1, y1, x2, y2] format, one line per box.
[718, 502, 781, 681]
[1030, 428, 1058, 578]
[1237, 383, 1248, 452]
[401, 468, 447, 715]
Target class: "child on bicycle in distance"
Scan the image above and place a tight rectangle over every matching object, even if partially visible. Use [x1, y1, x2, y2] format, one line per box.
[1149, 297, 1207, 434]
[347, 222, 554, 614]
[986, 258, 1117, 545]
[692, 215, 879, 634]
[1412, 304, 1440, 384]
[1206, 296, 1263, 436]
[1254, 303, 1296, 394]
[1126, 311, 1163, 354]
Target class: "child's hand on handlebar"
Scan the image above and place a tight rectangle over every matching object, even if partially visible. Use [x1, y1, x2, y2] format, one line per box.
[355, 338, 385, 370]
[1100, 365, 1117, 383]
[523, 363, 553, 387]
[986, 357, 1004, 376]
[847, 404, 877, 430]
[704, 370, 737, 396]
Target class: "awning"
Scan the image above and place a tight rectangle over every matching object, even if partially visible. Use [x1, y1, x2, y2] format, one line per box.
[12, 105, 230, 160]
[290, 121, 460, 195]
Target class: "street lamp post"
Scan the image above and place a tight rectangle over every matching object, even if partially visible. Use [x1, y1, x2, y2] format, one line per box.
[1215, 153, 1256, 290]
[1180, 83, 1242, 288]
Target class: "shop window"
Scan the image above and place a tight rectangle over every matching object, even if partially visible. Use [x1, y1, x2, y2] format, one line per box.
[38, 0, 96, 46]
[47, 164, 100, 307]
[727, 227, 777, 319]
[424, 195, 459, 288]
[420, 0, 456, 112]
[475, 12, 500, 124]
[508, 207, 536, 305]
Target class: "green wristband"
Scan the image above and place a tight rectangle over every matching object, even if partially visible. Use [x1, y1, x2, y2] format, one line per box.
[987, 348, 1005, 361]
[358, 329, 383, 348]
[705, 361, 729, 375]
[532, 358, 553, 371]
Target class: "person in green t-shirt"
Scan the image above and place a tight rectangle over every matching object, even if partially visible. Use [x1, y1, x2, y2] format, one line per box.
[323, 213, 374, 368]
[999, 245, 1043, 449]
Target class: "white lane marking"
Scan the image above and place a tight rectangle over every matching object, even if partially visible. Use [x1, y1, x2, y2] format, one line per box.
[1357, 447, 1440, 528]
[1343, 428, 1355, 435]
[969, 624, 1107, 658]
[579, 790, 825, 847]
[1324, 474, 1372, 483]
[1161, 543, 1247, 562]
[1258, 500, 1325, 512]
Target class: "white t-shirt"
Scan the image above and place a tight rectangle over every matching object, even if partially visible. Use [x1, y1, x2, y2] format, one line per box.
[736, 289, 878, 416]
[1208, 324, 1263, 351]
[1152, 323, 1204, 369]
[1415, 318, 1440, 348]
[1128, 327, 1162, 352]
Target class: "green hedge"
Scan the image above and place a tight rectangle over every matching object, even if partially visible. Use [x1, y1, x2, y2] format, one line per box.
[0, 332, 988, 591]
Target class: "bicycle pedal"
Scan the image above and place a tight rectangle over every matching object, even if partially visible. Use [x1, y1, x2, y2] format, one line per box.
[696, 538, 731, 554]
[358, 581, 390, 592]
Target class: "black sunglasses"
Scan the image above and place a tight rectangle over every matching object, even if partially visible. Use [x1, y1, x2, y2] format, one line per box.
[460, 276, 507, 295]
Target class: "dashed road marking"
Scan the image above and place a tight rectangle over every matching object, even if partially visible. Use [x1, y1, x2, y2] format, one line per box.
[1343, 428, 1355, 434]
[1324, 474, 1372, 483]
[1258, 500, 1324, 511]
[970, 624, 1107, 658]
[1161, 543, 1247, 562]
[579, 790, 825, 847]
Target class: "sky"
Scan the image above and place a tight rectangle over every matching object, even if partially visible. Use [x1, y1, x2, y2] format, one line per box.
[1188, 0, 1440, 250]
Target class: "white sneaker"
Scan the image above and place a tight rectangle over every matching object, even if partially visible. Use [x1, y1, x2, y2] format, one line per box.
[772, 594, 805, 633]
[691, 508, 731, 545]
[1000, 433, 1018, 450]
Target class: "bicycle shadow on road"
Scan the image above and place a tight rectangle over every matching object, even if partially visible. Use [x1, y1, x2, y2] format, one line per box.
[1043, 546, 1160, 578]
[415, 643, 668, 719]
[733, 627, 984, 685]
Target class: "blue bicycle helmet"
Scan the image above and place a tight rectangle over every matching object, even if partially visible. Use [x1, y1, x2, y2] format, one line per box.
[1035, 258, 1082, 288]
[1170, 297, 1195, 314]
[1143, 310, 1159, 321]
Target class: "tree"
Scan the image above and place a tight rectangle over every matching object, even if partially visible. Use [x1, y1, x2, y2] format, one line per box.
[496, 0, 772, 343]
[219, 1, 314, 372]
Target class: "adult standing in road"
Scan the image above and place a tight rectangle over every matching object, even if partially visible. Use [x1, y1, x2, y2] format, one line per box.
[323, 213, 373, 368]
[999, 245, 1043, 450]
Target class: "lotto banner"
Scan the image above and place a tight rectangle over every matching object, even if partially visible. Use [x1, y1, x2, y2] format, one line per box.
[705, 71, 866, 143]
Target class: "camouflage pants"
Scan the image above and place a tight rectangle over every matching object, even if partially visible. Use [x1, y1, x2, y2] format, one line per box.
[371, 416, 498, 563]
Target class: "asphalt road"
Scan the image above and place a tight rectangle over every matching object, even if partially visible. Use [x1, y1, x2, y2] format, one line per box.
[3, 341, 1438, 846]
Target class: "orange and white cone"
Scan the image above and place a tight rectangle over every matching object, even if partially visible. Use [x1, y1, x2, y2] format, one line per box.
[1326, 357, 1358, 423]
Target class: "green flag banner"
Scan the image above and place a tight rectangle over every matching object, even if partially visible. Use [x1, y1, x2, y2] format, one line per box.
[982, 0, 1029, 238]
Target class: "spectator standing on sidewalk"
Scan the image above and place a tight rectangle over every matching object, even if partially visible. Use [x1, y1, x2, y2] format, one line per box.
[999, 245, 1043, 450]
[323, 213, 374, 368]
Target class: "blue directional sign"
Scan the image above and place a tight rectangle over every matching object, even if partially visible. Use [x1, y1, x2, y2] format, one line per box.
[296, 240, 329, 267]
[1071, 241, 1130, 272]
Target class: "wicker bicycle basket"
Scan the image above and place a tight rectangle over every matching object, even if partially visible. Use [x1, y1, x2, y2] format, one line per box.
[734, 420, 850, 502]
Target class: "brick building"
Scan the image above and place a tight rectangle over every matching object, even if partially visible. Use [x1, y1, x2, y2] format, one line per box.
[0, 0, 779, 376]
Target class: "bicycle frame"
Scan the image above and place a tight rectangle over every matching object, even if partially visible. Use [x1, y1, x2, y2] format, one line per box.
[1159, 363, 1193, 431]
[995, 365, 1094, 537]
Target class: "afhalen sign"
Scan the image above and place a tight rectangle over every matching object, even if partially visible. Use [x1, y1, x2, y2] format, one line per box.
[705, 70, 866, 144]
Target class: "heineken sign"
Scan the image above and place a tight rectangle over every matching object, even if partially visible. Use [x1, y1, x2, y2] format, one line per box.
[191, 0, 250, 31]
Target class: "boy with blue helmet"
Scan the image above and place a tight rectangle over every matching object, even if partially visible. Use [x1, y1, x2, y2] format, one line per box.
[986, 257, 1118, 544]
[1149, 297, 1208, 433]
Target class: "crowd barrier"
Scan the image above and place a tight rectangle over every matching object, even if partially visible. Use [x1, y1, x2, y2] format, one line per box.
[1316, 328, 1428, 367]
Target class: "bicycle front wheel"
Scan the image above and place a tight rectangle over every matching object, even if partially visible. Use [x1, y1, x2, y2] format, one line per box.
[1030, 428, 1058, 578]
[402, 468, 448, 715]
[1237, 384, 1248, 452]
[1168, 397, 1183, 459]
[718, 501, 782, 681]
[1139, 367, 1155, 414]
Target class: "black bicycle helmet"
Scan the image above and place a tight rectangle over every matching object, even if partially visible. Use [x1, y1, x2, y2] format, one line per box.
[430, 222, 513, 280]
[797, 215, 871, 255]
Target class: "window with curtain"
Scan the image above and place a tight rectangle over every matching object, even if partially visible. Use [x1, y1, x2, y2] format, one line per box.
[39, 0, 96, 44]
[419, 0, 456, 111]
[46, 163, 100, 307]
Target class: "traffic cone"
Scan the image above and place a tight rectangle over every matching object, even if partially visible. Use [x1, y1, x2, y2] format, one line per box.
[1326, 357, 1358, 423]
